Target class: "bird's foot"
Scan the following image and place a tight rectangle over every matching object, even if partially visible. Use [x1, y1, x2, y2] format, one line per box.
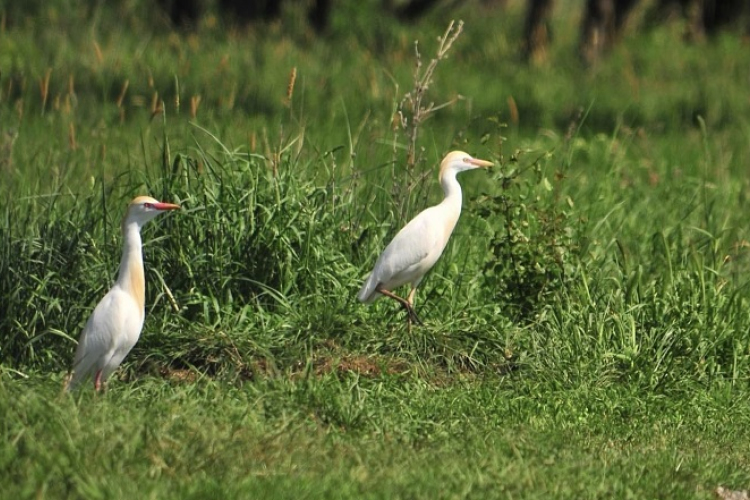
[405, 305, 423, 326]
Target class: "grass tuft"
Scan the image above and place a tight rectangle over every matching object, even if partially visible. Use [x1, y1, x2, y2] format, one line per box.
[2, 2, 750, 496]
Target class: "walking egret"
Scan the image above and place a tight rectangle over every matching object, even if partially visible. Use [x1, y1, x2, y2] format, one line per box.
[66, 196, 180, 391]
[357, 151, 493, 325]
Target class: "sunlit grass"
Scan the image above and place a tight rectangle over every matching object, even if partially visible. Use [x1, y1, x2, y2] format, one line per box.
[3, 374, 750, 499]
[2, 0, 750, 498]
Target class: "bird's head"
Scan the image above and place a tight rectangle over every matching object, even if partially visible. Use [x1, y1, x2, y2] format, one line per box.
[122, 196, 180, 231]
[438, 151, 493, 183]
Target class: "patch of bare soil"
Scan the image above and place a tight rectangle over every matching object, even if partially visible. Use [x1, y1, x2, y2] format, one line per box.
[716, 486, 750, 500]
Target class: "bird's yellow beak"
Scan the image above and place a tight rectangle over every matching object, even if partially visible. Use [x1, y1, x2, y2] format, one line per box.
[153, 202, 181, 211]
[468, 157, 494, 168]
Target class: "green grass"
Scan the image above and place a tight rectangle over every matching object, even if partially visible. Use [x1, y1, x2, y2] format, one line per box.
[4, 375, 750, 499]
[2, 0, 750, 498]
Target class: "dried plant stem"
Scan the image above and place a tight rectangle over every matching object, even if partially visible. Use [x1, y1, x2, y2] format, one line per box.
[40, 68, 52, 115]
[116, 80, 129, 108]
[399, 20, 464, 171]
[391, 20, 465, 222]
[68, 122, 77, 151]
[190, 95, 201, 119]
[93, 41, 103, 64]
[150, 92, 164, 119]
[285, 67, 297, 108]
[116, 80, 129, 122]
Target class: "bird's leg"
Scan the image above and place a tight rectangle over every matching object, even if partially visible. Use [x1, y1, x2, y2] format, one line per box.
[94, 370, 103, 392]
[377, 287, 423, 327]
[406, 287, 423, 326]
[376, 287, 410, 310]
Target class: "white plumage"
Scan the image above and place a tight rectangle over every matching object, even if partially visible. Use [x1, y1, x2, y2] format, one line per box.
[358, 151, 493, 325]
[66, 196, 180, 391]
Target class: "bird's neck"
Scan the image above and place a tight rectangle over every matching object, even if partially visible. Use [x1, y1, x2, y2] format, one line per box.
[116, 221, 146, 315]
[438, 170, 463, 237]
[440, 170, 463, 212]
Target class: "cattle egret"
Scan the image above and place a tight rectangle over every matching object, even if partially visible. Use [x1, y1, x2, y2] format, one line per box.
[66, 196, 180, 391]
[358, 151, 493, 325]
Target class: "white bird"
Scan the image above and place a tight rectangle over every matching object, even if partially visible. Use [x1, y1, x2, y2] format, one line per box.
[66, 196, 180, 391]
[358, 151, 493, 325]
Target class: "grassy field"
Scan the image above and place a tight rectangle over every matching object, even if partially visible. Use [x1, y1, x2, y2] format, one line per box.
[2, 0, 750, 498]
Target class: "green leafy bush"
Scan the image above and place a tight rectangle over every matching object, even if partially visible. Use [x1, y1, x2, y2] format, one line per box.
[478, 149, 579, 322]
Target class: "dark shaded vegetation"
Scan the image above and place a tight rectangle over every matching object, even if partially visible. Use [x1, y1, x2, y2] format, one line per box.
[1, 2, 750, 497]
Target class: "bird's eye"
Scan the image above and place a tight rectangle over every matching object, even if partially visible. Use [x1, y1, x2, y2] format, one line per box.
[144, 202, 154, 209]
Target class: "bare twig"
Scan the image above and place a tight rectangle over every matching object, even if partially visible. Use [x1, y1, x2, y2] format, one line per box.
[399, 20, 464, 170]
[391, 20, 465, 222]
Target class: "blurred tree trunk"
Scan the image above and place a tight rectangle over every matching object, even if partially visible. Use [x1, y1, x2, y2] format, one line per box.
[395, 0, 507, 22]
[523, 0, 555, 65]
[652, 0, 748, 39]
[158, 0, 202, 28]
[660, 0, 705, 40]
[481, 0, 509, 7]
[308, 0, 332, 32]
[579, 0, 638, 65]
[217, 0, 282, 23]
[159, 0, 332, 33]
[702, 0, 748, 35]
[395, 0, 442, 21]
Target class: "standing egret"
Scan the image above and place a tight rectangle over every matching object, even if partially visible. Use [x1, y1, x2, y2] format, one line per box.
[66, 196, 180, 391]
[358, 151, 493, 325]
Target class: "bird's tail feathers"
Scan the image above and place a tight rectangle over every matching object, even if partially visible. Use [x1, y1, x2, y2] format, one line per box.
[65, 354, 97, 391]
[357, 274, 381, 304]
[65, 372, 84, 392]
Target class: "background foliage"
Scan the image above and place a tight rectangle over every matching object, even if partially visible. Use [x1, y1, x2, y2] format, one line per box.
[1, 0, 750, 498]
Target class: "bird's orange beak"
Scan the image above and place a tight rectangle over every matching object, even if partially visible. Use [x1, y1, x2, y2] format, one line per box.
[467, 157, 494, 168]
[153, 202, 181, 211]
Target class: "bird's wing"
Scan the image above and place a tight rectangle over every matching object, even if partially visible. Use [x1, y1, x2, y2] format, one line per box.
[358, 208, 443, 302]
[101, 295, 144, 381]
[67, 291, 118, 389]
[67, 288, 142, 390]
